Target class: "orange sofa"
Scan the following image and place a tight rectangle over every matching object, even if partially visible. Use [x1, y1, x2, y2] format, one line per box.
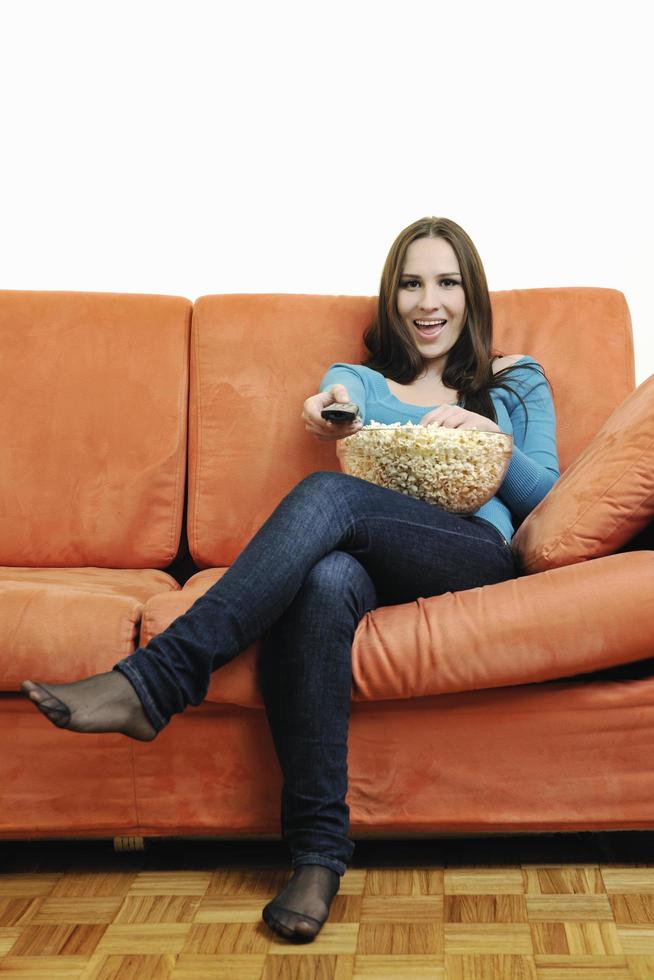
[2, 287, 653, 844]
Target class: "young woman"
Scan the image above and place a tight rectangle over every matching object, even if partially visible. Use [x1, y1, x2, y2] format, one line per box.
[22, 216, 559, 943]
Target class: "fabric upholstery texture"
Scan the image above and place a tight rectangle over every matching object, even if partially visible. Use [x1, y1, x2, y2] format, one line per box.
[2, 285, 653, 842]
[125, 674, 654, 837]
[513, 373, 654, 571]
[188, 288, 634, 568]
[137, 551, 654, 709]
[0, 290, 191, 568]
[0, 567, 179, 690]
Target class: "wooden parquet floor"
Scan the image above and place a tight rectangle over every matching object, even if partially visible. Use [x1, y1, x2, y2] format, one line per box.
[2, 833, 654, 979]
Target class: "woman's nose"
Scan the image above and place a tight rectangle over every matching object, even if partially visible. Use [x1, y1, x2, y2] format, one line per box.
[418, 288, 442, 311]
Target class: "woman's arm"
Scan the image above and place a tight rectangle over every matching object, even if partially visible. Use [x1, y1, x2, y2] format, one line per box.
[497, 366, 560, 521]
[319, 363, 368, 420]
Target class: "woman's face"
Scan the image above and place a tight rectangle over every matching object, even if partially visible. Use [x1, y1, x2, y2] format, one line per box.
[396, 236, 467, 375]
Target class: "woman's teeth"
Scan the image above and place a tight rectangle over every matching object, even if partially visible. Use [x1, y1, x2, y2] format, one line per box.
[415, 319, 446, 336]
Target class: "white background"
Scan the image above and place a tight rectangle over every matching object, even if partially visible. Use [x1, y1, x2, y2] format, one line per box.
[2, 0, 652, 382]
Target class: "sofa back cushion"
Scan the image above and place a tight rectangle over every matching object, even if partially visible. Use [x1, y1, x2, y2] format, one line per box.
[0, 291, 191, 567]
[188, 288, 634, 567]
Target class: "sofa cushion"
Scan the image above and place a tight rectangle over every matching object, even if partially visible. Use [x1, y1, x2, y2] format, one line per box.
[1, 697, 140, 837]
[0, 567, 179, 691]
[0, 291, 191, 567]
[125, 674, 654, 837]
[133, 552, 654, 708]
[140, 567, 262, 709]
[352, 551, 654, 701]
[512, 373, 654, 572]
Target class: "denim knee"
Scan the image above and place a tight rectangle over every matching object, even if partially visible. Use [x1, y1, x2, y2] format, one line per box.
[297, 470, 353, 490]
[293, 470, 358, 500]
[301, 549, 378, 615]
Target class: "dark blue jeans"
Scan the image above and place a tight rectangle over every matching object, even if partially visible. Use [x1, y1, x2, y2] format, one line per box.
[114, 471, 517, 876]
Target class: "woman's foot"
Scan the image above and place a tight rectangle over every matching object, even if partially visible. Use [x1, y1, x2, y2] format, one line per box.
[262, 865, 340, 943]
[21, 672, 157, 741]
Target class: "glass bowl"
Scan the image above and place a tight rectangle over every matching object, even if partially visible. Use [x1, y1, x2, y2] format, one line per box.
[336, 421, 513, 514]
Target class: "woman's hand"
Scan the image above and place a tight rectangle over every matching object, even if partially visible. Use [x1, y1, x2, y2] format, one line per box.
[419, 405, 501, 432]
[302, 384, 364, 442]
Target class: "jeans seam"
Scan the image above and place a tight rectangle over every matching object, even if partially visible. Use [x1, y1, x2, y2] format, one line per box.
[337, 487, 365, 551]
[362, 515, 510, 552]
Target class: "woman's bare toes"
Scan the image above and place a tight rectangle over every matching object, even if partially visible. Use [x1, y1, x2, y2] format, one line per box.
[21, 672, 157, 741]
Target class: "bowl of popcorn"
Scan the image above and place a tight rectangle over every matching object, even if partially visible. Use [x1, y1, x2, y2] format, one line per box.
[336, 420, 513, 513]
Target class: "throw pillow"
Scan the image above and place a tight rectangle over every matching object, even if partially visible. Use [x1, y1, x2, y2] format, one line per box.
[512, 373, 654, 572]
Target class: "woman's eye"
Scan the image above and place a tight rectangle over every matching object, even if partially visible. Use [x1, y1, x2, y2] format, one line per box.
[400, 278, 460, 289]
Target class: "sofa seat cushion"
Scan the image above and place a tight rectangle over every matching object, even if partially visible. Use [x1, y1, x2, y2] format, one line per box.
[352, 551, 654, 701]
[0, 567, 179, 691]
[134, 552, 654, 708]
[513, 373, 654, 572]
[140, 568, 261, 708]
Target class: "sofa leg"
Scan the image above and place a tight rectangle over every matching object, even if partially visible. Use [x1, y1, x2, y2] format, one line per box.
[113, 836, 145, 852]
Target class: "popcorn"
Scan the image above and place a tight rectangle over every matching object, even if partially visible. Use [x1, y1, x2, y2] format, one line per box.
[336, 420, 513, 513]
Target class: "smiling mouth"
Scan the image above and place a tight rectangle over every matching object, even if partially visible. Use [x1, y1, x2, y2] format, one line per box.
[414, 319, 446, 337]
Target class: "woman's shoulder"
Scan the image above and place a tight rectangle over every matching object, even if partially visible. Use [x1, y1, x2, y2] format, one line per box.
[491, 354, 545, 388]
[324, 361, 368, 372]
[331, 361, 380, 372]
[320, 362, 379, 397]
[491, 354, 529, 374]
[490, 354, 551, 412]
[322, 362, 380, 384]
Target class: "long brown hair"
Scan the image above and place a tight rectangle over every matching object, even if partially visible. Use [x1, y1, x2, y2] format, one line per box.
[361, 216, 549, 424]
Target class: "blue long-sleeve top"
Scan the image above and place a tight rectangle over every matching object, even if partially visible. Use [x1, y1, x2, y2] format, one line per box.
[320, 356, 559, 544]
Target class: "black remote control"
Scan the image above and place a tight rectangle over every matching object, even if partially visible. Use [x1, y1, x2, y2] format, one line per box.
[321, 402, 361, 423]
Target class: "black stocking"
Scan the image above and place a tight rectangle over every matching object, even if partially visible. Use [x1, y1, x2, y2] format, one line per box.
[262, 865, 340, 943]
